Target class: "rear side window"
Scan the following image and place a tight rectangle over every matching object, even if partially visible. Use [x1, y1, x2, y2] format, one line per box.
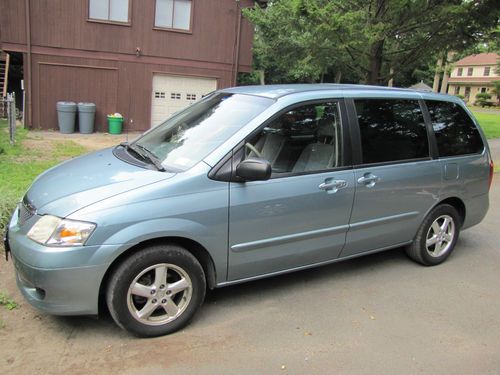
[355, 99, 429, 164]
[425, 100, 484, 157]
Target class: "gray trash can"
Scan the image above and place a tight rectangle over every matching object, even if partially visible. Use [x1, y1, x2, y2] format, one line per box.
[77, 102, 96, 134]
[56, 101, 77, 134]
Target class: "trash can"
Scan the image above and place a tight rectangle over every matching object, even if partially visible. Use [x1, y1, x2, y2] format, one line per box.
[77, 102, 96, 134]
[107, 114, 124, 134]
[56, 101, 77, 134]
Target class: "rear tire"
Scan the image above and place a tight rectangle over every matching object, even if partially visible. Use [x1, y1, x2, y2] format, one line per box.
[106, 244, 206, 337]
[406, 204, 460, 266]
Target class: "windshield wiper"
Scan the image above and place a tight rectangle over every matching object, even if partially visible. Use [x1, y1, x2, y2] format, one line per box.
[120, 142, 165, 171]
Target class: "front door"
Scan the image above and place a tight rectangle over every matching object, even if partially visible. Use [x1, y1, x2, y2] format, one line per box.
[227, 101, 355, 281]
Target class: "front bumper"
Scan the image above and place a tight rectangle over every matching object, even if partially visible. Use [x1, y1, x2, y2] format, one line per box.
[7, 206, 119, 315]
[12, 253, 108, 315]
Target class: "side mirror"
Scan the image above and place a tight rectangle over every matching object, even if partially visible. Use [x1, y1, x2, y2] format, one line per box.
[236, 158, 272, 181]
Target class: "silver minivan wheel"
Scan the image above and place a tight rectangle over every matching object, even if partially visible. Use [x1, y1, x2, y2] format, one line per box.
[106, 244, 206, 337]
[425, 215, 456, 258]
[127, 263, 193, 326]
[405, 204, 460, 266]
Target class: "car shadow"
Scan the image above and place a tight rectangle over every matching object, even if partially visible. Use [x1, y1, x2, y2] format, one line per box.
[46, 242, 471, 337]
[205, 247, 410, 304]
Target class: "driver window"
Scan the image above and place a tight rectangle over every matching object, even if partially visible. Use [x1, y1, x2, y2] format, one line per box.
[244, 102, 341, 175]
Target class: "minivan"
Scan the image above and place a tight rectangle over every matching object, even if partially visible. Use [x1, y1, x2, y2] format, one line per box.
[5, 84, 493, 337]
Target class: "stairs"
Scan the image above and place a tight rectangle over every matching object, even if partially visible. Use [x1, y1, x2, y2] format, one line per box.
[0, 50, 9, 117]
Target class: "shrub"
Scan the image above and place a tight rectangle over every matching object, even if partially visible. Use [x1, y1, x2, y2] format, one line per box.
[474, 92, 493, 107]
[476, 92, 492, 100]
[0, 191, 18, 239]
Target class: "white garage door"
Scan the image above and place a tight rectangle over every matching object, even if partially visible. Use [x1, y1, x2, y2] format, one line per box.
[151, 74, 217, 127]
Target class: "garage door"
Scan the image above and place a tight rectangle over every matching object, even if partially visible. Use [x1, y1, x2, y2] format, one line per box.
[151, 74, 217, 127]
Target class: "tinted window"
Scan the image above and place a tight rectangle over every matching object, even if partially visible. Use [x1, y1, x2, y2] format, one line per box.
[426, 100, 484, 157]
[245, 102, 342, 175]
[355, 99, 429, 164]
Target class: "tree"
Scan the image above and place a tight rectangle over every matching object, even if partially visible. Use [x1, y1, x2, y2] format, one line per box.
[244, 0, 500, 85]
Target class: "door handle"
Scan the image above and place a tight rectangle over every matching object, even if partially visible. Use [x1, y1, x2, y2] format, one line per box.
[357, 173, 380, 188]
[319, 179, 347, 194]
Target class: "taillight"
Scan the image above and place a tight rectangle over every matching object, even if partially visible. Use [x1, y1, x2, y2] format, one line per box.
[489, 158, 494, 191]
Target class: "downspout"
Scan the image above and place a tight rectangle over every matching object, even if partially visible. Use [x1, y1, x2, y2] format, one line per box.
[232, 0, 242, 86]
[25, 0, 32, 128]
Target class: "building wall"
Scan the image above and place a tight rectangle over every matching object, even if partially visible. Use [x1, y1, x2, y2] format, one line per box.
[448, 84, 498, 105]
[451, 65, 496, 78]
[0, 0, 254, 70]
[0, 0, 255, 130]
[29, 54, 234, 131]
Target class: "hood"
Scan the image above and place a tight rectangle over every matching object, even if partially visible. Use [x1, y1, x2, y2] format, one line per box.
[26, 147, 175, 217]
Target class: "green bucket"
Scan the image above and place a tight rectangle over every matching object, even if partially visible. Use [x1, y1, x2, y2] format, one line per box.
[108, 116, 123, 134]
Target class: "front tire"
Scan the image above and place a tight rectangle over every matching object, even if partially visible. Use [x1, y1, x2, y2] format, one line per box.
[106, 244, 206, 337]
[406, 204, 461, 266]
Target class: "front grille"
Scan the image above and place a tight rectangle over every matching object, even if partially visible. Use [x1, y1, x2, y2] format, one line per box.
[17, 196, 36, 226]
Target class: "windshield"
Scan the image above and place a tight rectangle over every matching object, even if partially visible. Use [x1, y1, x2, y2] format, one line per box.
[133, 93, 273, 171]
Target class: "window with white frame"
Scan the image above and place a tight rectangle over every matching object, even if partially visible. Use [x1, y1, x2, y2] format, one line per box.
[484, 67, 491, 76]
[155, 0, 192, 30]
[89, 0, 130, 23]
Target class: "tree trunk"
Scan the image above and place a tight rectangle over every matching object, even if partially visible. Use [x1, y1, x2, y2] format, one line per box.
[259, 70, 265, 85]
[388, 67, 394, 87]
[432, 58, 443, 92]
[440, 68, 450, 94]
[335, 70, 342, 83]
[440, 51, 455, 94]
[367, 40, 384, 85]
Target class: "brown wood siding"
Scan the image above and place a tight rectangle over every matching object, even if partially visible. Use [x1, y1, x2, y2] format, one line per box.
[1, 0, 253, 68]
[31, 54, 232, 131]
[1, 0, 255, 130]
[37, 64, 118, 131]
[0, 0, 27, 44]
[239, 15, 254, 72]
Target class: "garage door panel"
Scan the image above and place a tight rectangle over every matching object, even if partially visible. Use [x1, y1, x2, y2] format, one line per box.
[151, 74, 217, 127]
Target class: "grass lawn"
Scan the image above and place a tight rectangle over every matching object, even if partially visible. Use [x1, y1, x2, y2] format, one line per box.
[472, 111, 500, 139]
[0, 120, 87, 234]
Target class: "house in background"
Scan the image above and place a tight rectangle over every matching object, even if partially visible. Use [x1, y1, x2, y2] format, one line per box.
[0, 0, 265, 131]
[447, 52, 499, 104]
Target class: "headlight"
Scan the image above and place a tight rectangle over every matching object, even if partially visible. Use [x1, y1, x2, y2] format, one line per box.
[27, 215, 96, 247]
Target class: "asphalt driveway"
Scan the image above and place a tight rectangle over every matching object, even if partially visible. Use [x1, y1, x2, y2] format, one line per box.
[0, 174, 499, 374]
[488, 138, 500, 165]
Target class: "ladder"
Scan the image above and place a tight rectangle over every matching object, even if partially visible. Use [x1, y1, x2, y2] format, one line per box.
[0, 50, 9, 117]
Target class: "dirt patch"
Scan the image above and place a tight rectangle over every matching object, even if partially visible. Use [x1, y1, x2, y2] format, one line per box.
[19, 139, 58, 162]
[27, 131, 142, 152]
[13, 131, 143, 163]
